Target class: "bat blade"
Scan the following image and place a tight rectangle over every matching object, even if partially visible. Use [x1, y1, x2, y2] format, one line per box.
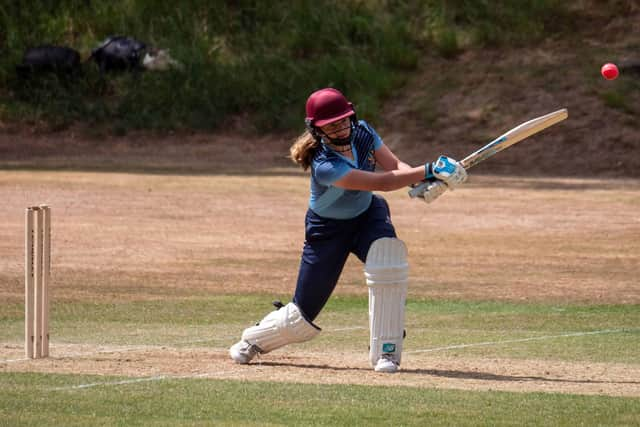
[408, 108, 568, 198]
[460, 108, 568, 169]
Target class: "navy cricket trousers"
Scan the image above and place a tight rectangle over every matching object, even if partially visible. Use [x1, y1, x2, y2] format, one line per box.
[292, 195, 397, 322]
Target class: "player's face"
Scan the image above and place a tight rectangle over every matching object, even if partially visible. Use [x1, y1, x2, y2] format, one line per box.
[320, 117, 351, 140]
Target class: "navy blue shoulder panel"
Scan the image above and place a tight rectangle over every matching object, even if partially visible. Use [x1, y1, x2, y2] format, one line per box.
[352, 121, 378, 172]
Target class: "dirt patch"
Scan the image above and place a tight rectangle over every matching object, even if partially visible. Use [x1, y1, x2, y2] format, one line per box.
[1, 173, 638, 305]
[2, 343, 639, 397]
[0, 128, 296, 174]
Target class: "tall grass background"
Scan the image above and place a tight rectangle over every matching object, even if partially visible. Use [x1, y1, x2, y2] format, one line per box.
[1, 0, 571, 133]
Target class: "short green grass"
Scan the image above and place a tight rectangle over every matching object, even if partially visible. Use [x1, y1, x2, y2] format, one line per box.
[2, 172, 639, 425]
[1, 372, 639, 427]
[2, 295, 638, 363]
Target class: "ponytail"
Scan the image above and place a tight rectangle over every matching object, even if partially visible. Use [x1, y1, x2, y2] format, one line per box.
[289, 130, 320, 171]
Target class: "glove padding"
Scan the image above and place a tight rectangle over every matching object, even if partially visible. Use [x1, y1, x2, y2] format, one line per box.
[415, 180, 448, 203]
[408, 155, 467, 203]
[428, 155, 467, 189]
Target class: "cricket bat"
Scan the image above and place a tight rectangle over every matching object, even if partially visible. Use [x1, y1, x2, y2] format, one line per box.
[409, 108, 568, 198]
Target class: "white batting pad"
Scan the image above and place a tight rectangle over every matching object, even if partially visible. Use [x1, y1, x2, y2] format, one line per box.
[241, 302, 320, 354]
[365, 237, 408, 368]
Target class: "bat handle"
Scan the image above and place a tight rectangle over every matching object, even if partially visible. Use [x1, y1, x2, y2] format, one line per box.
[408, 181, 430, 198]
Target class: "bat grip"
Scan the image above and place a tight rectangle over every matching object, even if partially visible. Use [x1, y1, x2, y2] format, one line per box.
[408, 180, 431, 198]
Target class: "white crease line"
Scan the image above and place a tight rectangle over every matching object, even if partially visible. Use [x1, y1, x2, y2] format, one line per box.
[329, 326, 367, 332]
[187, 369, 246, 379]
[51, 369, 246, 391]
[1, 338, 233, 363]
[44, 345, 164, 360]
[4, 327, 635, 366]
[2, 329, 362, 364]
[0, 344, 194, 364]
[1, 357, 30, 363]
[14, 327, 638, 392]
[45, 328, 636, 391]
[0, 348, 150, 364]
[51, 375, 169, 390]
[406, 328, 635, 354]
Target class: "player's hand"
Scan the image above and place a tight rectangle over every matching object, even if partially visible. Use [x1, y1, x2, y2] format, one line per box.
[426, 156, 467, 189]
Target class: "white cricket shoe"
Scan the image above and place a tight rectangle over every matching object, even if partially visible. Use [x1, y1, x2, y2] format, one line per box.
[374, 354, 399, 373]
[229, 340, 260, 364]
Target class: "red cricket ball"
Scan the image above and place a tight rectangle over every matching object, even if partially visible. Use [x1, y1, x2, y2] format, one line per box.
[601, 63, 619, 80]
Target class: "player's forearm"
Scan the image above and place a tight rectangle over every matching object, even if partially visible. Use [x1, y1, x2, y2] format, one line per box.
[396, 160, 413, 171]
[375, 167, 426, 191]
[334, 166, 426, 192]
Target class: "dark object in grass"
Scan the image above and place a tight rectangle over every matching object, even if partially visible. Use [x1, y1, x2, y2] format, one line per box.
[89, 36, 147, 73]
[16, 45, 82, 78]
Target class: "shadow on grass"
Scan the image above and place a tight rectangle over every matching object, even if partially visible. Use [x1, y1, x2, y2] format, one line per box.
[258, 361, 640, 385]
[409, 368, 640, 385]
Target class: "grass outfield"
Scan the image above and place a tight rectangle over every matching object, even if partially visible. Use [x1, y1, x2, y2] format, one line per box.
[1, 171, 639, 425]
[2, 373, 639, 427]
[1, 296, 639, 363]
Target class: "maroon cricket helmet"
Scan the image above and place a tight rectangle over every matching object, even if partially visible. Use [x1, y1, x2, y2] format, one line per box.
[305, 88, 355, 128]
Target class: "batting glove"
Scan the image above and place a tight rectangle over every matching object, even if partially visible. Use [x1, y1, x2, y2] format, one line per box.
[408, 180, 448, 203]
[418, 180, 448, 203]
[426, 156, 467, 189]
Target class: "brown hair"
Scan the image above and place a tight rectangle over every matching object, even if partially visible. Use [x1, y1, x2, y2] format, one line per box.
[289, 130, 320, 171]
